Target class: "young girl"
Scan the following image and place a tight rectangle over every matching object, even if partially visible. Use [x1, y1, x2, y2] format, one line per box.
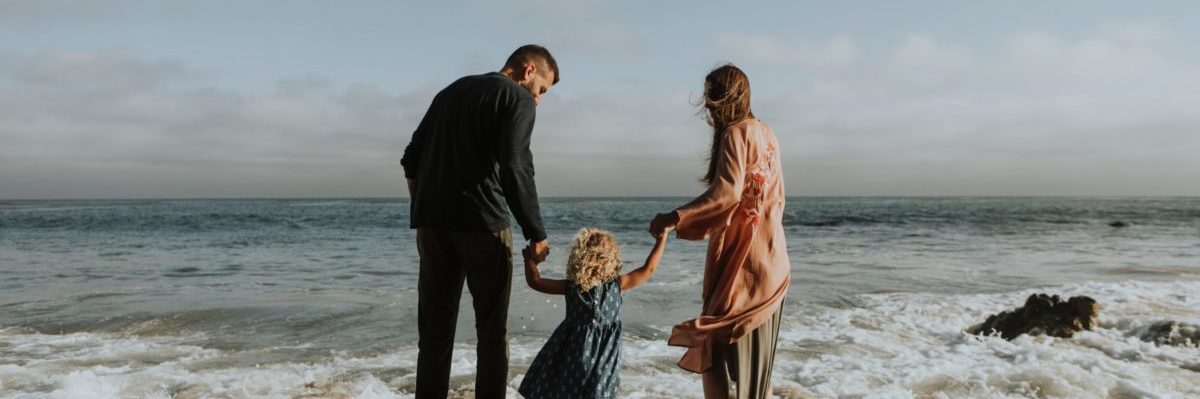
[518, 227, 668, 398]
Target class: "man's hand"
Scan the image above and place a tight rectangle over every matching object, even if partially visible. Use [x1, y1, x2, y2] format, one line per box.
[520, 246, 538, 263]
[650, 212, 679, 238]
[524, 239, 549, 263]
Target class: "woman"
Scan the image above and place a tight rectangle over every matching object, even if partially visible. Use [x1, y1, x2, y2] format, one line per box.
[650, 64, 789, 399]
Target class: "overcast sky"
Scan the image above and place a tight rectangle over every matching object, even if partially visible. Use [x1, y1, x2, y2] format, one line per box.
[2, 1, 1198, 198]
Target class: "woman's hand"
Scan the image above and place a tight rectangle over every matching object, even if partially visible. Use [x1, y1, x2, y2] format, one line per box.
[649, 211, 680, 238]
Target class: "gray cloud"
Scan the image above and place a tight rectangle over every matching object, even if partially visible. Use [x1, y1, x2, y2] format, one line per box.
[714, 33, 859, 69]
[732, 25, 1200, 195]
[533, 89, 714, 196]
[0, 0, 124, 23]
[0, 0, 189, 26]
[545, 23, 647, 59]
[2, 22, 1199, 199]
[0, 50, 422, 198]
[0, 48, 717, 198]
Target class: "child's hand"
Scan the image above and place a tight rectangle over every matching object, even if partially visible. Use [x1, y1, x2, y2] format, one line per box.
[522, 247, 542, 265]
[523, 245, 566, 295]
[655, 227, 672, 244]
[621, 227, 669, 292]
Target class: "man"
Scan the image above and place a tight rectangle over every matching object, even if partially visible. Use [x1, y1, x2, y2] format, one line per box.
[401, 44, 558, 398]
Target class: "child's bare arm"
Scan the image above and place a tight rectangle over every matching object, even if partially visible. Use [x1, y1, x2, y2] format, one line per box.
[524, 249, 566, 295]
[619, 231, 668, 293]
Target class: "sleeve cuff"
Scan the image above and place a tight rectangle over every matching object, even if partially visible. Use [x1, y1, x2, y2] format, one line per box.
[524, 230, 548, 243]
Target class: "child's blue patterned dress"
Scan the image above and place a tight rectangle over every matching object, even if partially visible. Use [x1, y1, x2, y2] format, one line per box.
[519, 278, 622, 398]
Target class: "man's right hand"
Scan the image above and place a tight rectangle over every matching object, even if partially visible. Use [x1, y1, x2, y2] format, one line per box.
[525, 239, 549, 263]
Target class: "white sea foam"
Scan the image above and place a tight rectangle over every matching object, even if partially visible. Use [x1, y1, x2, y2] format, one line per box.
[771, 279, 1200, 398]
[2, 280, 1198, 398]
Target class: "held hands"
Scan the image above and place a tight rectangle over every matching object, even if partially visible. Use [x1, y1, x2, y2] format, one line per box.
[651, 226, 671, 248]
[649, 211, 680, 238]
[522, 238, 566, 295]
[522, 239, 550, 264]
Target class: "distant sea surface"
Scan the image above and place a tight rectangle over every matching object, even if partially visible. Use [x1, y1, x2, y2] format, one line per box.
[1, 197, 1198, 398]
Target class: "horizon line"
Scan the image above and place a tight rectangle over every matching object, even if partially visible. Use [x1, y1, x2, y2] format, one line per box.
[2, 195, 1198, 201]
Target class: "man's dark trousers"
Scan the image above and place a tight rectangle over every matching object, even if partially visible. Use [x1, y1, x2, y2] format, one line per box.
[416, 227, 513, 399]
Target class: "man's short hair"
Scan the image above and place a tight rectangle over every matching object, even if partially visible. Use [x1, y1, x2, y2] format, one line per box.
[505, 44, 559, 84]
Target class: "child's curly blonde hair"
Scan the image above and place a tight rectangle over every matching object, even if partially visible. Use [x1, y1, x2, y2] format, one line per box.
[566, 228, 622, 291]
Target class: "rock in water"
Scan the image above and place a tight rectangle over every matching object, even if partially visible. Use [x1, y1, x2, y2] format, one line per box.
[1108, 221, 1129, 228]
[1135, 321, 1200, 347]
[970, 294, 1100, 340]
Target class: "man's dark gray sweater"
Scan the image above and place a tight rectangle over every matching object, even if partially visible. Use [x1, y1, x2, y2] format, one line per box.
[401, 72, 546, 242]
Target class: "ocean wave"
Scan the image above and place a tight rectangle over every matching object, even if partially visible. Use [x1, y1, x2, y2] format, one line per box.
[775, 280, 1200, 397]
[3, 280, 1198, 398]
[1103, 265, 1200, 277]
[4, 198, 1195, 237]
[785, 215, 884, 227]
[0, 202, 408, 232]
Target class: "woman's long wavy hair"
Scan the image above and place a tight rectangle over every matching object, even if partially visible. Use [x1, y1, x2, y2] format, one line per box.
[700, 64, 755, 185]
[566, 228, 622, 292]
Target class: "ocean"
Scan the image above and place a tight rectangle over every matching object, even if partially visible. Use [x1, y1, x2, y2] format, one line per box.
[1, 197, 1197, 398]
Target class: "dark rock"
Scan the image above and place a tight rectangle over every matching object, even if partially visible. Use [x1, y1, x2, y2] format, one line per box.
[1108, 221, 1129, 228]
[1134, 321, 1199, 347]
[970, 294, 1100, 340]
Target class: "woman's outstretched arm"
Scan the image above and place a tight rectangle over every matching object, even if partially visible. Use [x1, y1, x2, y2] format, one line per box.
[524, 250, 566, 295]
[619, 231, 669, 292]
